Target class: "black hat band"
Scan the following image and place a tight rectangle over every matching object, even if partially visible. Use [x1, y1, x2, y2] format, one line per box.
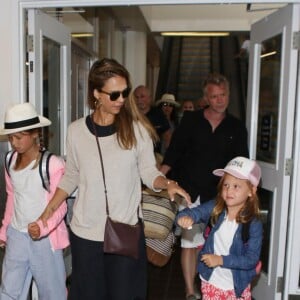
[4, 117, 40, 129]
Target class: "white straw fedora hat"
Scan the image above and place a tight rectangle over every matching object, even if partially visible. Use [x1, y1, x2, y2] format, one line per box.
[0, 103, 51, 135]
[156, 93, 180, 107]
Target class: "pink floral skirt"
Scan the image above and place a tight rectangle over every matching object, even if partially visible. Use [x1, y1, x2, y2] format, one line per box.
[201, 280, 251, 300]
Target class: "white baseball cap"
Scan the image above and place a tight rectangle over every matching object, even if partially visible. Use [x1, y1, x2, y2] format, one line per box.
[213, 156, 261, 187]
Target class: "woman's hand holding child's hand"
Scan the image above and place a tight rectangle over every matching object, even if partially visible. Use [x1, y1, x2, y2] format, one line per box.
[166, 180, 192, 206]
[28, 222, 41, 240]
[39, 206, 55, 227]
[177, 216, 194, 229]
[28, 205, 53, 240]
[201, 254, 223, 268]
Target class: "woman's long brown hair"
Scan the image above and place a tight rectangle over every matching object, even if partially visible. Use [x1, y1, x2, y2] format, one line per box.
[87, 58, 158, 149]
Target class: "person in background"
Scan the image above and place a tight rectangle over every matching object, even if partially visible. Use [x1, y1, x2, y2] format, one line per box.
[182, 100, 195, 112]
[235, 35, 250, 59]
[177, 156, 262, 300]
[195, 97, 209, 110]
[29, 58, 191, 300]
[178, 100, 195, 123]
[0, 103, 69, 300]
[160, 73, 249, 300]
[156, 93, 180, 155]
[134, 85, 171, 154]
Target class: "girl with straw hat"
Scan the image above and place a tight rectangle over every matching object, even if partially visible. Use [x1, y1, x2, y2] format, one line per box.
[0, 102, 69, 300]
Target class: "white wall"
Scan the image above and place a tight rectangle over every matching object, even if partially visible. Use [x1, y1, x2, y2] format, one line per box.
[112, 30, 125, 64]
[0, 1, 17, 128]
[124, 30, 147, 89]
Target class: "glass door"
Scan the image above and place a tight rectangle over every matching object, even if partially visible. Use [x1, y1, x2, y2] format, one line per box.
[27, 9, 71, 155]
[247, 4, 299, 300]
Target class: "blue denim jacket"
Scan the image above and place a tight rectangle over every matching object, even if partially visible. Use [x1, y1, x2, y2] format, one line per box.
[176, 200, 263, 298]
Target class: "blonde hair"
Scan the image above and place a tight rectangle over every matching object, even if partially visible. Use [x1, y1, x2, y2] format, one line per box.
[210, 176, 260, 225]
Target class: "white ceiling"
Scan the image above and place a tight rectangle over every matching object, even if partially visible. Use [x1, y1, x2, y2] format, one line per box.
[140, 3, 286, 31]
[51, 3, 287, 36]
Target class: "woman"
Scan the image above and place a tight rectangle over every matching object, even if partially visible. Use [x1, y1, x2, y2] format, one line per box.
[156, 93, 180, 155]
[28, 58, 190, 300]
[156, 93, 180, 132]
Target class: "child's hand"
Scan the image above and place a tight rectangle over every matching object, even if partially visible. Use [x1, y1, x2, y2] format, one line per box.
[177, 216, 194, 229]
[28, 222, 41, 240]
[201, 254, 223, 268]
[0, 240, 6, 248]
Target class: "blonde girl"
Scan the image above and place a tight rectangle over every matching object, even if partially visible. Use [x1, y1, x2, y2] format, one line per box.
[177, 156, 263, 300]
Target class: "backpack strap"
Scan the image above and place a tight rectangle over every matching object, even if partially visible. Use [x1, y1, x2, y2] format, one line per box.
[39, 150, 53, 192]
[204, 216, 213, 239]
[5, 150, 16, 177]
[241, 220, 251, 243]
[5, 149, 54, 193]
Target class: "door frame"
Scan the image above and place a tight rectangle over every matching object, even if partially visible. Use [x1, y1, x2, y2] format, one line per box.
[12, 1, 300, 299]
[27, 9, 71, 155]
[284, 49, 300, 297]
[246, 4, 299, 299]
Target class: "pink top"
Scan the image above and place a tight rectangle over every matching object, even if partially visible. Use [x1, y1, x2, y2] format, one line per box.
[0, 153, 69, 250]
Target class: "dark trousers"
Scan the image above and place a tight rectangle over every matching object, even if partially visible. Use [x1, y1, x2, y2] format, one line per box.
[68, 229, 147, 300]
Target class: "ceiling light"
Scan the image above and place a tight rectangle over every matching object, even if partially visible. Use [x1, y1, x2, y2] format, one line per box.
[46, 9, 86, 14]
[161, 32, 230, 37]
[260, 51, 277, 58]
[71, 33, 94, 38]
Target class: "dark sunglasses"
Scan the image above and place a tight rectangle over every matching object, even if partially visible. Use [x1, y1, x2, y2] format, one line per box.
[162, 102, 174, 107]
[100, 87, 131, 101]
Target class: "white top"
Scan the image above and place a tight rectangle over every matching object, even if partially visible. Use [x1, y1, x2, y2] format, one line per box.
[10, 159, 46, 232]
[207, 217, 238, 290]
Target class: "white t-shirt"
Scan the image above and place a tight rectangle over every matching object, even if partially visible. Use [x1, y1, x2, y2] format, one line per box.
[203, 217, 238, 290]
[10, 159, 46, 232]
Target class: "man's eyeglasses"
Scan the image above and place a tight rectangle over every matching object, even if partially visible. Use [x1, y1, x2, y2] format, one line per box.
[100, 87, 131, 101]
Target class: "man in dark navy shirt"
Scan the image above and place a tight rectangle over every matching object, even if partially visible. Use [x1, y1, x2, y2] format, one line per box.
[160, 73, 249, 299]
[134, 85, 171, 154]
